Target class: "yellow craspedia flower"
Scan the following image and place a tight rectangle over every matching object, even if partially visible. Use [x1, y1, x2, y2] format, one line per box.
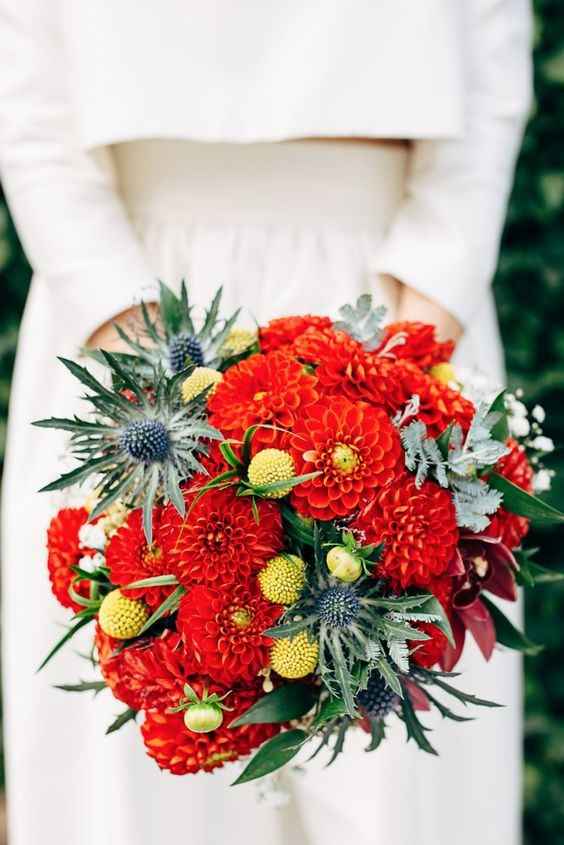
[258, 554, 306, 605]
[181, 367, 223, 403]
[221, 327, 258, 357]
[271, 632, 319, 679]
[247, 449, 295, 498]
[98, 589, 149, 640]
[429, 362, 457, 386]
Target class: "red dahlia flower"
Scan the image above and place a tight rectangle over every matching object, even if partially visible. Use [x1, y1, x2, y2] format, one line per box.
[291, 328, 376, 401]
[177, 582, 283, 686]
[377, 321, 454, 369]
[289, 397, 403, 521]
[163, 485, 283, 589]
[142, 685, 280, 775]
[96, 627, 197, 711]
[208, 351, 318, 449]
[259, 315, 332, 352]
[353, 474, 459, 589]
[106, 507, 179, 610]
[484, 438, 534, 549]
[393, 363, 474, 438]
[47, 507, 92, 611]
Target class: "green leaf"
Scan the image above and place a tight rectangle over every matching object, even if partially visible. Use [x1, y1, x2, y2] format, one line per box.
[230, 683, 317, 727]
[122, 574, 179, 589]
[373, 657, 403, 698]
[488, 390, 510, 442]
[37, 616, 93, 672]
[54, 680, 106, 694]
[159, 282, 184, 336]
[481, 595, 543, 655]
[312, 696, 348, 727]
[436, 423, 455, 460]
[263, 616, 318, 639]
[142, 465, 160, 544]
[106, 707, 138, 735]
[419, 594, 455, 647]
[489, 472, 564, 524]
[281, 505, 314, 546]
[231, 729, 308, 785]
[38, 455, 117, 493]
[421, 670, 503, 708]
[242, 425, 258, 466]
[365, 718, 386, 752]
[137, 585, 186, 636]
[399, 692, 438, 755]
[527, 561, 564, 584]
[219, 440, 244, 471]
[248, 471, 321, 497]
[423, 689, 474, 722]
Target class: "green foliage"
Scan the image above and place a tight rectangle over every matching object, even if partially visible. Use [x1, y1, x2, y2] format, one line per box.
[0, 0, 564, 829]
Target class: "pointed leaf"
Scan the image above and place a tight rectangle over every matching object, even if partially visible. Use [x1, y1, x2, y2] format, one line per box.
[106, 707, 138, 735]
[480, 595, 542, 655]
[230, 683, 317, 727]
[37, 616, 93, 672]
[489, 473, 564, 524]
[231, 729, 307, 785]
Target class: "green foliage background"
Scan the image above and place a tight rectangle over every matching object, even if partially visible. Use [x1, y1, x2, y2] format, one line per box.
[0, 2, 563, 839]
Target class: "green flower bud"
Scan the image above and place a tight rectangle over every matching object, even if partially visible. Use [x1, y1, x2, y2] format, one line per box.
[326, 546, 363, 582]
[184, 702, 224, 734]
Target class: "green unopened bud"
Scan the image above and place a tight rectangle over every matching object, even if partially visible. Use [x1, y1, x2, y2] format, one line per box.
[184, 702, 224, 733]
[326, 546, 363, 582]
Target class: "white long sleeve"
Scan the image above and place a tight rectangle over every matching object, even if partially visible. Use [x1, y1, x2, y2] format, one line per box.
[376, 0, 534, 329]
[0, 0, 155, 343]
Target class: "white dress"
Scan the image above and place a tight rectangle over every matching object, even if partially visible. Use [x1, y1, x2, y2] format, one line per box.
[0, 3, 532, 845]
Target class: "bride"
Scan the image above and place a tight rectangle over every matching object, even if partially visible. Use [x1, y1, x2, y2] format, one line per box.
[0, 2, 532, 844]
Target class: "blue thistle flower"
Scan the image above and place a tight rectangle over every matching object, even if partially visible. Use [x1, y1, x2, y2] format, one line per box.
[120, 419, 170, 463]
[356, 672, 399, 718]
[168, 333, 204, 372]
[315, 585, 361, 629]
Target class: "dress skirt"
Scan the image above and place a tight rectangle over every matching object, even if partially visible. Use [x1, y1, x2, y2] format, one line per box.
[1, 139, 520, 845]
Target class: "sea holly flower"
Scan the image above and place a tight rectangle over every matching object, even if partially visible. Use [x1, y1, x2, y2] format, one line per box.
[33, 353, 221, 542]
[114, 282, 242, 375]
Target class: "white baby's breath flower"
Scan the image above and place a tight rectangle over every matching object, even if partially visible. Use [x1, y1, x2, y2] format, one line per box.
[78, 552, 106, 572]
[508, 415, 530, 438]
[530, 435, 555, 453]
[78, 522, 107, 551]
[533, 468, 554, 493]
[508, 398, 528, 418]
[532, 405, 546, 423]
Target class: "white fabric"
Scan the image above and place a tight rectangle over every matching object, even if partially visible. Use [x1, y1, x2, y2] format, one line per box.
[2, 139, 521, 845]
[0, 0, 533, 333]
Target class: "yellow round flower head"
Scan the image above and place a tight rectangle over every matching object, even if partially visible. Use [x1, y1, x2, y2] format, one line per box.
[429, 362, 457, 386]
[247, 449, 295, 498]
[221, 327, 258, 357]
[98, 589, 149, 640]
[181, 367, 223, 404]
[258, 554, 306, 605]
[270, 632, 319, 679]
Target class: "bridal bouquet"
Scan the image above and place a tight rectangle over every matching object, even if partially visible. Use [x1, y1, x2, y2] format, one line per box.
[36, 284, 563, 782]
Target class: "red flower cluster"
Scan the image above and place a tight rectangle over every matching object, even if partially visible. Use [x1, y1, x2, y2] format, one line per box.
[46, 507, 92, 612]
[45, 306, 540, 776]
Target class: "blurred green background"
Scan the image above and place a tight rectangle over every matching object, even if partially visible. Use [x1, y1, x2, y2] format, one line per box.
[0, 1, 563, 841]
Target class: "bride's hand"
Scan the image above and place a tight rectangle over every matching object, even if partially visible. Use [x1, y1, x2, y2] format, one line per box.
[387, 277, 463, 344]
[85, 303, 159, 352]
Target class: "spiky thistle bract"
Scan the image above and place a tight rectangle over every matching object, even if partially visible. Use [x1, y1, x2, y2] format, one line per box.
[33, 351, 221, 542]
[111, 281, 244, 374]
